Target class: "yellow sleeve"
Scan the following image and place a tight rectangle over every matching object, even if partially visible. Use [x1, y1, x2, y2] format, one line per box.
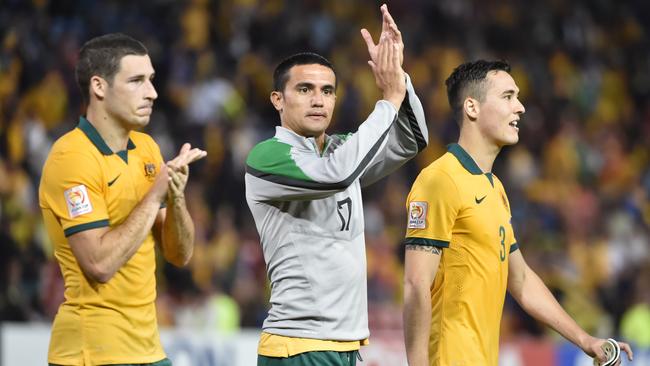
[404, 168, 461, 248]
[40, 150, 109, 237]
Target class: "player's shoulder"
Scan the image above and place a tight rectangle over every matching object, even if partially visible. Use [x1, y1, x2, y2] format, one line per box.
[411, 153, 459, 192]
[416, 152, 458, 181]
[246, 137, 293, 168]
[47, 127, 97, 164]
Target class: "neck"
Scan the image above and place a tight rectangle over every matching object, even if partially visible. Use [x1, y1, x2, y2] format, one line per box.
[86, 106, 130, 152]
[457, 130, 501, 173]
[314, 134, 326, 152]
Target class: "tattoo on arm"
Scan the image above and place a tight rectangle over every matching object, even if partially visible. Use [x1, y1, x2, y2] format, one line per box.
[405, 244, 442, 255]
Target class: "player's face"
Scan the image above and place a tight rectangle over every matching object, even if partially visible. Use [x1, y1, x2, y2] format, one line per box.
[273, 64, 336, 140]
[477, 70, 525, 147]
[104, 54, 158, 130]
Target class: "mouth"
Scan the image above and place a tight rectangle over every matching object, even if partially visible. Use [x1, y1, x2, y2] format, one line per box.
[306, 112, 327, 119]
[509, 120, 519, 131]
[138, 105, 154, 114]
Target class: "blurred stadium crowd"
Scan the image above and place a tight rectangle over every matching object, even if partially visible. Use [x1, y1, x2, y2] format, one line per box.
[1, 0, 650, 349]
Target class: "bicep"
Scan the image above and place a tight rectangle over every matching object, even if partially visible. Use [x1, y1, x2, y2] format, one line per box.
[67, 226, 109, 271]
[507, 250, 527, 297]
[404, 244, 442, 287]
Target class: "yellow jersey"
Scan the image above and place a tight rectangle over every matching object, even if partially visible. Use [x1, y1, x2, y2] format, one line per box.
[257, 332, 368, 357]
[39, 117, 166, 365]
[405, 143, 518, 366]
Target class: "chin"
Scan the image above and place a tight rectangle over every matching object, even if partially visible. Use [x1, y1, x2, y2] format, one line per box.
[128, 116, 151, 129]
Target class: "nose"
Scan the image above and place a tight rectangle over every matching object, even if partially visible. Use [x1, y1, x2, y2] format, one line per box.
[145, 79, 158, 101]
[515, 98, 525, 114]
[311, 91, 324, 107]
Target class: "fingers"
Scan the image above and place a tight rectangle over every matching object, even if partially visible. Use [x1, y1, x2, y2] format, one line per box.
[167, 168, 187, 198]
[381, 4, 402, 42]
[179, 142, 191, 155]
[593, 342, 607, 362]
[619, 342, 633, 361]
[360, 28, 376, 50]
[167, 143, 207, 171]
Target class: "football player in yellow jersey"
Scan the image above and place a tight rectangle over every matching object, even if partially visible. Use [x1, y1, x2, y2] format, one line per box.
[39, 33, 206, 366]
[402, 60, 633, 366]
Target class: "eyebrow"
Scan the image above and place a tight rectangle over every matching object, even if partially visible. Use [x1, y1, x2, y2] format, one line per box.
[295, 82, 335, 90]
[501, 89, 519, 96]
[127, 72, 155, 81]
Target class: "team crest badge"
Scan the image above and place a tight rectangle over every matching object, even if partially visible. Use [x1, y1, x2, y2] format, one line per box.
[407, 201, 427, 229]
[144, 162, 156, 181]
[64, 185, 93, 218]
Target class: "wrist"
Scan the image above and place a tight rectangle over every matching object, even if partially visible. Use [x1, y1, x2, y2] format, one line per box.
[167, 194, 186, 205]
[384, 95, 404, 111]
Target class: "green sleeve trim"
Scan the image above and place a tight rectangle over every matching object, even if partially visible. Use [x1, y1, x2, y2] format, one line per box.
[404, 237, 449, 248]
[246, 138, 313, 182]
[509, 243, 519, 253]
[64, 219, 110, 237]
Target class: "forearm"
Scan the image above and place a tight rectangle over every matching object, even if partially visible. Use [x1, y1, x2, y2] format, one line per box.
[403, 281, 432, 366]
[514, 269, 590, 349]
[90, 194, 161, 282]
[161, 195, 194, 266]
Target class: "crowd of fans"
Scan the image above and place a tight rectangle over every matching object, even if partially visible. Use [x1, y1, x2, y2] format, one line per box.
[1, 0, 649, 348]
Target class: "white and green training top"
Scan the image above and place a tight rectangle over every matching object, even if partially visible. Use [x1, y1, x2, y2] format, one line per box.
[245, 74, 428, 342]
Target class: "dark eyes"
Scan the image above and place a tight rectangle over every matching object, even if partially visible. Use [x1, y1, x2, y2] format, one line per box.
[297, 87, 333, 95]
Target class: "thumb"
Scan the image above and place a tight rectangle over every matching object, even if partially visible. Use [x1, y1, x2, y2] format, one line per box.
[360, 28, 375, 50]
[178, 142, 191, 155]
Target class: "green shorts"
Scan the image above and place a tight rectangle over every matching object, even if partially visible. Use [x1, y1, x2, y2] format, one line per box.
[49, 357, 172, 366]
[258, 351, 360, 366]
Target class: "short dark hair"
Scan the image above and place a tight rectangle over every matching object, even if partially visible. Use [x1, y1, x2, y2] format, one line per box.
[445, 60, 511, 124]
[76, 33, 148, 104]
[273, 52, 336, 92]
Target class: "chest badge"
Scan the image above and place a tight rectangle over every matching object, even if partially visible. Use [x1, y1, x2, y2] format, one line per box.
[144, 162, 157, 181]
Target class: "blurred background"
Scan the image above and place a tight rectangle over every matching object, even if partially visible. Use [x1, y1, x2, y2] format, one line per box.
[1, 0, 650, 365]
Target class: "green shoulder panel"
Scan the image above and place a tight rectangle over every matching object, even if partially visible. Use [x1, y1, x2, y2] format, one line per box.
[246, 138, 313, 181]
[335, 133, 353, 142]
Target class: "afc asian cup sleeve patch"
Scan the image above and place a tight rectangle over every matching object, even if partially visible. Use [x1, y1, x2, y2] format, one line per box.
[407, 201, 427, 229]
[64, 184, 93, 218]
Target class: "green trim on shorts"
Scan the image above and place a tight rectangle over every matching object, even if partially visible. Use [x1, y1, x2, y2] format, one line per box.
[49, 357, 172, 366]
[258, 351, 358, 366]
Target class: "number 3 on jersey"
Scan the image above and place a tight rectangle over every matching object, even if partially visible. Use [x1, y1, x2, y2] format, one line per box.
[498, 225, 506, 262]
[337, 197, 352, 231]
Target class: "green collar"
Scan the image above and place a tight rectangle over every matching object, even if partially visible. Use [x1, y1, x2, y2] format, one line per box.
[448, 143, 482, 174]
[448, 143, 494, 186]
[77, 116, 135, 159]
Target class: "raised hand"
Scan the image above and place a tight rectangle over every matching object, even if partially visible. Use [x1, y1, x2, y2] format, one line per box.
[367, 35, 406, 110]
[165, 143, 207, 200]
[360, 4, 404, 66]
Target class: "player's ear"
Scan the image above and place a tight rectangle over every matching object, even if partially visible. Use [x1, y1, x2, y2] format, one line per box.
[270, 91, 284, 113]
[464, 97, 479, 121]
[90, 75, 107, 100]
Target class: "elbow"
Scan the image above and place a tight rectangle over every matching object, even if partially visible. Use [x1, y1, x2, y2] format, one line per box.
[166, 251, 193, 267]
[404, 275, 431, 299]
[83, 263, 115, 284]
